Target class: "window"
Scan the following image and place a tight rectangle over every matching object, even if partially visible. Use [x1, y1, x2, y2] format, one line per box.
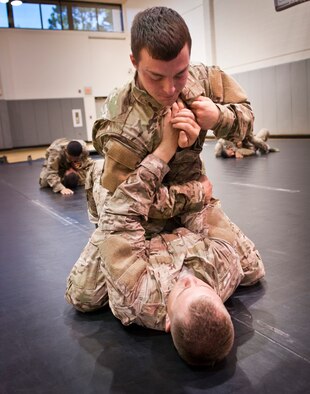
[0, 3, 9, 28]
[2, 1, 123, 32]
[41, 3, 68, 30]
[13, 3, 41, 29]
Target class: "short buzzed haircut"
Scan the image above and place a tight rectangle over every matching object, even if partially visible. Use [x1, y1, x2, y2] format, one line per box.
[171, 296, 234, 366]
[67, 141, 83, 157]
[131, 7, 192, 62]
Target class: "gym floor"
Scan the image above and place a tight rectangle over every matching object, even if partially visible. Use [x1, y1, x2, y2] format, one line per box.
[0, 139, 309, 394]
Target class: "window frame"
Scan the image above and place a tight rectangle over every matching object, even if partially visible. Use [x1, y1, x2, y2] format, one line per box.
[2, 0, 124, 32]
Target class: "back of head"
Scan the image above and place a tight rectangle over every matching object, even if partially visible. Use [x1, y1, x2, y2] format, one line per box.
[67, 141, 83, 157]
[171, 296, 234, 366]
[131, 7, 192, 61]
[63, 172, 79, 189]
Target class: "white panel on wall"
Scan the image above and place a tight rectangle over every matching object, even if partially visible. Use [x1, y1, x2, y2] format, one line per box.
[88, 37, 132, 97]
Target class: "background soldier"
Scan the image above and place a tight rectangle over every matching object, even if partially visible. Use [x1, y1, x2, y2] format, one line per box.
[39, 138, 93, 195]
[214, 128, 279, 158]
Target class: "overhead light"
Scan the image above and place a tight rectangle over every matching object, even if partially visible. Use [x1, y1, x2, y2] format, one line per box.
[11, 0, 23, 5]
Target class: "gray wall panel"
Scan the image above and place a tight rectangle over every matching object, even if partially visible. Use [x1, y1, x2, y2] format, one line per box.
[232, 59, 310, 135]
[34, 100, 51, 145]
[47, 100, 64, 141]
[60, 99, 75, 140]
[20, 101, 37, 146]
[275, 63, 292, 134]
[0, 100, 12, 149]
[5, 98, 87, 148]
[306, 59, 310, 132]
[9, 102, 24, 147]
[248, 69, 264, 132]
[261, 67, 277, 132]
[291, 61, 308, 133]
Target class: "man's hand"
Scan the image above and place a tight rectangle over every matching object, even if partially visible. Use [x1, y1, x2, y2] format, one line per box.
[153, 104, 179, 163]
[171, 99, 201, 148]
[60, 188, 74, 195]
[190, 96, 220, 130]
[198, 175, 213, 204]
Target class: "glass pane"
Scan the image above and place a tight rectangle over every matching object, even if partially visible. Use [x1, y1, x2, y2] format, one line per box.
[72, 6, 97, 31]
[41, 4, 68, 30]
[98, 6, 123, 32]
[0, 3, 9, 28]
[13, 3, 41, 29]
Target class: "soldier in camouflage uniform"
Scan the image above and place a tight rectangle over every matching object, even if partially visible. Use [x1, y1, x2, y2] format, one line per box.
[214, 128, 279, 158]
[39, 138, 93, 195]
[66, 7, 265, 365]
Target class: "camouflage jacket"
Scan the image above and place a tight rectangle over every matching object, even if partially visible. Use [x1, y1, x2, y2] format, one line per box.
[93, 64, 254, 194]
[41, 138, 93, 192]
[97, 154, 245, 331]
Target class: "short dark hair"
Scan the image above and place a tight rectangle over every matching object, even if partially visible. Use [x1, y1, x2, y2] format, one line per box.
[131, 7, 192, 62]
[67, 141, 83, 157]
[63, 172, 79, 189]
[171, 296, 234, 366]
[221, 149, 234, 159]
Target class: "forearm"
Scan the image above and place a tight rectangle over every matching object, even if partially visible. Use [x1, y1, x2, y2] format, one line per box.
[148, 180, 205, 219]
[47, 173, 64, 193]
[212, 102, 254, 143]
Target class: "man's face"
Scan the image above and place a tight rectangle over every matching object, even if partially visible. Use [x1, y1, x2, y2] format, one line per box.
[65, 151, 82, 167]
[165, 274, 223, 331]
[224, 147, 236, 157]
[130, 44, 190, 107]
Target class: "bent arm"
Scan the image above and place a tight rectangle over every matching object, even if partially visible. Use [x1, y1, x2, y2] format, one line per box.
[45, 153, 65, 193]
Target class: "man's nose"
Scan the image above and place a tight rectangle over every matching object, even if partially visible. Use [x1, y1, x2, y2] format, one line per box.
[162, 79, 175, 95]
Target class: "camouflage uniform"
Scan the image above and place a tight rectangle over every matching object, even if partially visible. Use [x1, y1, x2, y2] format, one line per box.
[85, 159, 106, 225]
[39, 138, 93, 193]
[65, 155, 265, 330]
[214, 138, 256, 158]
[214, 128, 278, 158]
[92, 64, 255, 193]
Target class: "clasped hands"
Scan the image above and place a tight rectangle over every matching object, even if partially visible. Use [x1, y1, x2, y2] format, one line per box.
[165, 96, 220, 150]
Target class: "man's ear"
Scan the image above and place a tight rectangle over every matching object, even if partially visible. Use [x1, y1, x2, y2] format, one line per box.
[165, 314, 171, 332]
[130, 54, 138, 69]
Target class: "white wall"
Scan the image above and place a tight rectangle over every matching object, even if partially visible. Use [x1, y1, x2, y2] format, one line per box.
[125, 0, 209, 63]
[212, 0, 310, 73]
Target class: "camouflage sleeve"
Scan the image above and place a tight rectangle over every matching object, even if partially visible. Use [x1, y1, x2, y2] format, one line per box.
[45, 150, 65, 193]
[97, 154, 173, 329]
[148, 180, 205, 219]
[211, 68, 254, 144]
[93, 127, 205, 219]
[193, 65, 255, 144]
[85, 161, 98, 224]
